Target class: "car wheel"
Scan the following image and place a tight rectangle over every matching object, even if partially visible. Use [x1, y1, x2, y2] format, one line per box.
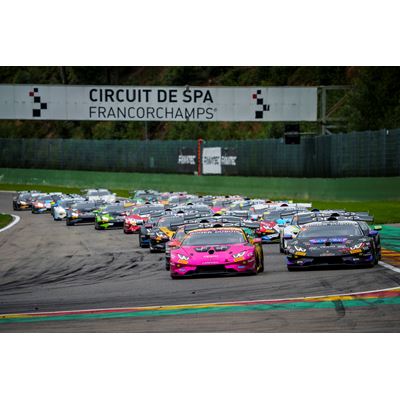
[66, 220, 73, 226]
[138, 235, 143, 247]
[258, 254, 264, 273]
[95, 222, 100, 230]
[287, 266, 299, 272]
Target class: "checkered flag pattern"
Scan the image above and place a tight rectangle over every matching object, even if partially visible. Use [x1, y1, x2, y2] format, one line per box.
[252, 89, 270, 119]
[29, 88, 47, 117]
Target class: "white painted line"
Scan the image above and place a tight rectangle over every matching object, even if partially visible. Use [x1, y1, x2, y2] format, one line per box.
[0, 214, 21, 233]
[379, 260, 400, 274]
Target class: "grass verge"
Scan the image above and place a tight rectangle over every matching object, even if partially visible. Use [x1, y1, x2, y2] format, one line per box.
[1, 168, 400, 201]
[0, 213, 13, 229]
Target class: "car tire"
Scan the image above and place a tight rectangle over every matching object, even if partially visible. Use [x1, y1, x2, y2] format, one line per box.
[66, 220, 73, 226]
[259, 255, 264, 273]
[287, 266, 298, 272]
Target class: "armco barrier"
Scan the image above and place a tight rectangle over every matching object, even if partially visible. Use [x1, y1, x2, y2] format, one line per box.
[0, 129, 399, 177]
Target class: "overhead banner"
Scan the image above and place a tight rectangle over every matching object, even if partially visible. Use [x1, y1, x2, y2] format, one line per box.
[0, 85, 318, 122]
[202, 147, 221, 174]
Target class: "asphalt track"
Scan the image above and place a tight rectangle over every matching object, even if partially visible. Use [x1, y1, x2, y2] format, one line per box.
[1, 191, 400, 332]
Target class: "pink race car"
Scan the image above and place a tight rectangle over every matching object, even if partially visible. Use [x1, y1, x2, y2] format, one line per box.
[169, 227, 264, 279]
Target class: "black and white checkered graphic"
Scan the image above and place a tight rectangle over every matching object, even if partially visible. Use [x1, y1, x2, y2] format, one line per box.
[252, 89, 270, 119]
[29, 88, 47, 117]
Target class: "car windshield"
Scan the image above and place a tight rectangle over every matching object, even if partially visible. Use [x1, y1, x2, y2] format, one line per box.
[182, 230, 246, 246]
[298, 224, 362, 238]
[103, 205, 124, 212]
[74, 202, 96, 210]
[262, 211, 285, 220]
[38, 196, 53, 201]
[59, 200, 75, 207]
[18, 193, 31, 200]
[157, 216, 184, 227]
[98, 190, 111, 196]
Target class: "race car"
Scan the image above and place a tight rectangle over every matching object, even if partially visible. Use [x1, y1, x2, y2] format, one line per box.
[31, 194, 60, 214]
[286, 220, 379, 271]
[65, 201, 101, 226]
[94, 204, 134, 230]
[52, 196, 86, 220]
[165, 219, 258, 271]
[129, 189, 161, 205]
[12, 191, 40, 210]
[83, 188, 116, 203]
[138, 216, 162, 248]
[148, 215, 187, 252]
[280, 211, 374, 253]
[123, 204, 165, 233]
[169, 227, 264, 279]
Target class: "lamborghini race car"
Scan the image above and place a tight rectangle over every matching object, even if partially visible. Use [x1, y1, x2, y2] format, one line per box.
[148, 215, 188, 252]
[169, 227, 264, 279]
[52, 196, 86, 220]
[280, 211, 375, 253]
[123, 204, 165, 233]
[66, 201, 102, 226]
[83, 189, 116, 203]
[12, 191, 40, 210]
[286, 221, 379, 271]
[94, 204, 134, 230]
[31, 194, 61, 214]
[138, 216, 162, 248]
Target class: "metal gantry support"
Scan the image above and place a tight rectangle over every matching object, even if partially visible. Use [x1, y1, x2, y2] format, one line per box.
[319, 85, 351, 135]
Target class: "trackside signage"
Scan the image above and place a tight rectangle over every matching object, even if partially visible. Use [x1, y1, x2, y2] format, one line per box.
[0, 85, 318, 122]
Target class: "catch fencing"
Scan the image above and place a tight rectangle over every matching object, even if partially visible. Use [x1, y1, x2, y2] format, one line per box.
[0, 129, 399, 177]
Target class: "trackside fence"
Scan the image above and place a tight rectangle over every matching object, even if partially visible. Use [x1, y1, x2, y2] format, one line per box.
[0, 129, 399, 177]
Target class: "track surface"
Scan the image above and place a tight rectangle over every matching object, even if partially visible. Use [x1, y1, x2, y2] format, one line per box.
[1, 192, 400, 332]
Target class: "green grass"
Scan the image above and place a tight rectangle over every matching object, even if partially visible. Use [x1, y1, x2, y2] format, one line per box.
[0, 213, 13, 229]
[1, 168, 400, 201]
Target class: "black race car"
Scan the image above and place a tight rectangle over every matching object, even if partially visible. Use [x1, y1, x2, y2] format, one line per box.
[286, 220, 379, 271]
[66, 201, 101, 226]
[12, 191, 41, 210]
[138, 216, 162, 248]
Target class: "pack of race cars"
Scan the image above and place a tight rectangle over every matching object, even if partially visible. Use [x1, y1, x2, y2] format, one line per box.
[12, 189, 382, 278]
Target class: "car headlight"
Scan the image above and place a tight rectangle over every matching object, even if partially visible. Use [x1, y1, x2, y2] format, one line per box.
[294, 245, 306, 253]
[101, 216, 110, 222]
[20, 201, 26, 205]
[350, 242, 369, 254]
[233, 251, 246, 259]
[177, 254, 190, 264]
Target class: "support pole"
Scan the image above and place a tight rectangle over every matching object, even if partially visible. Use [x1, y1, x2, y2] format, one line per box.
[197, 138, 203, 176]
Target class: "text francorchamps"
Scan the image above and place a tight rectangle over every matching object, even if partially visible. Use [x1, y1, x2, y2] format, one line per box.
[88, 88, 215, 121]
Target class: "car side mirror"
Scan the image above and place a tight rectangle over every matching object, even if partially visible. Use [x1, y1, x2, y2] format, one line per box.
[284, 234, 293, 240]
[252, 238, 262, 244]
[136, 220, 143, 225]
[373, 225, 382, 231]
[369, 230, 379, 237]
